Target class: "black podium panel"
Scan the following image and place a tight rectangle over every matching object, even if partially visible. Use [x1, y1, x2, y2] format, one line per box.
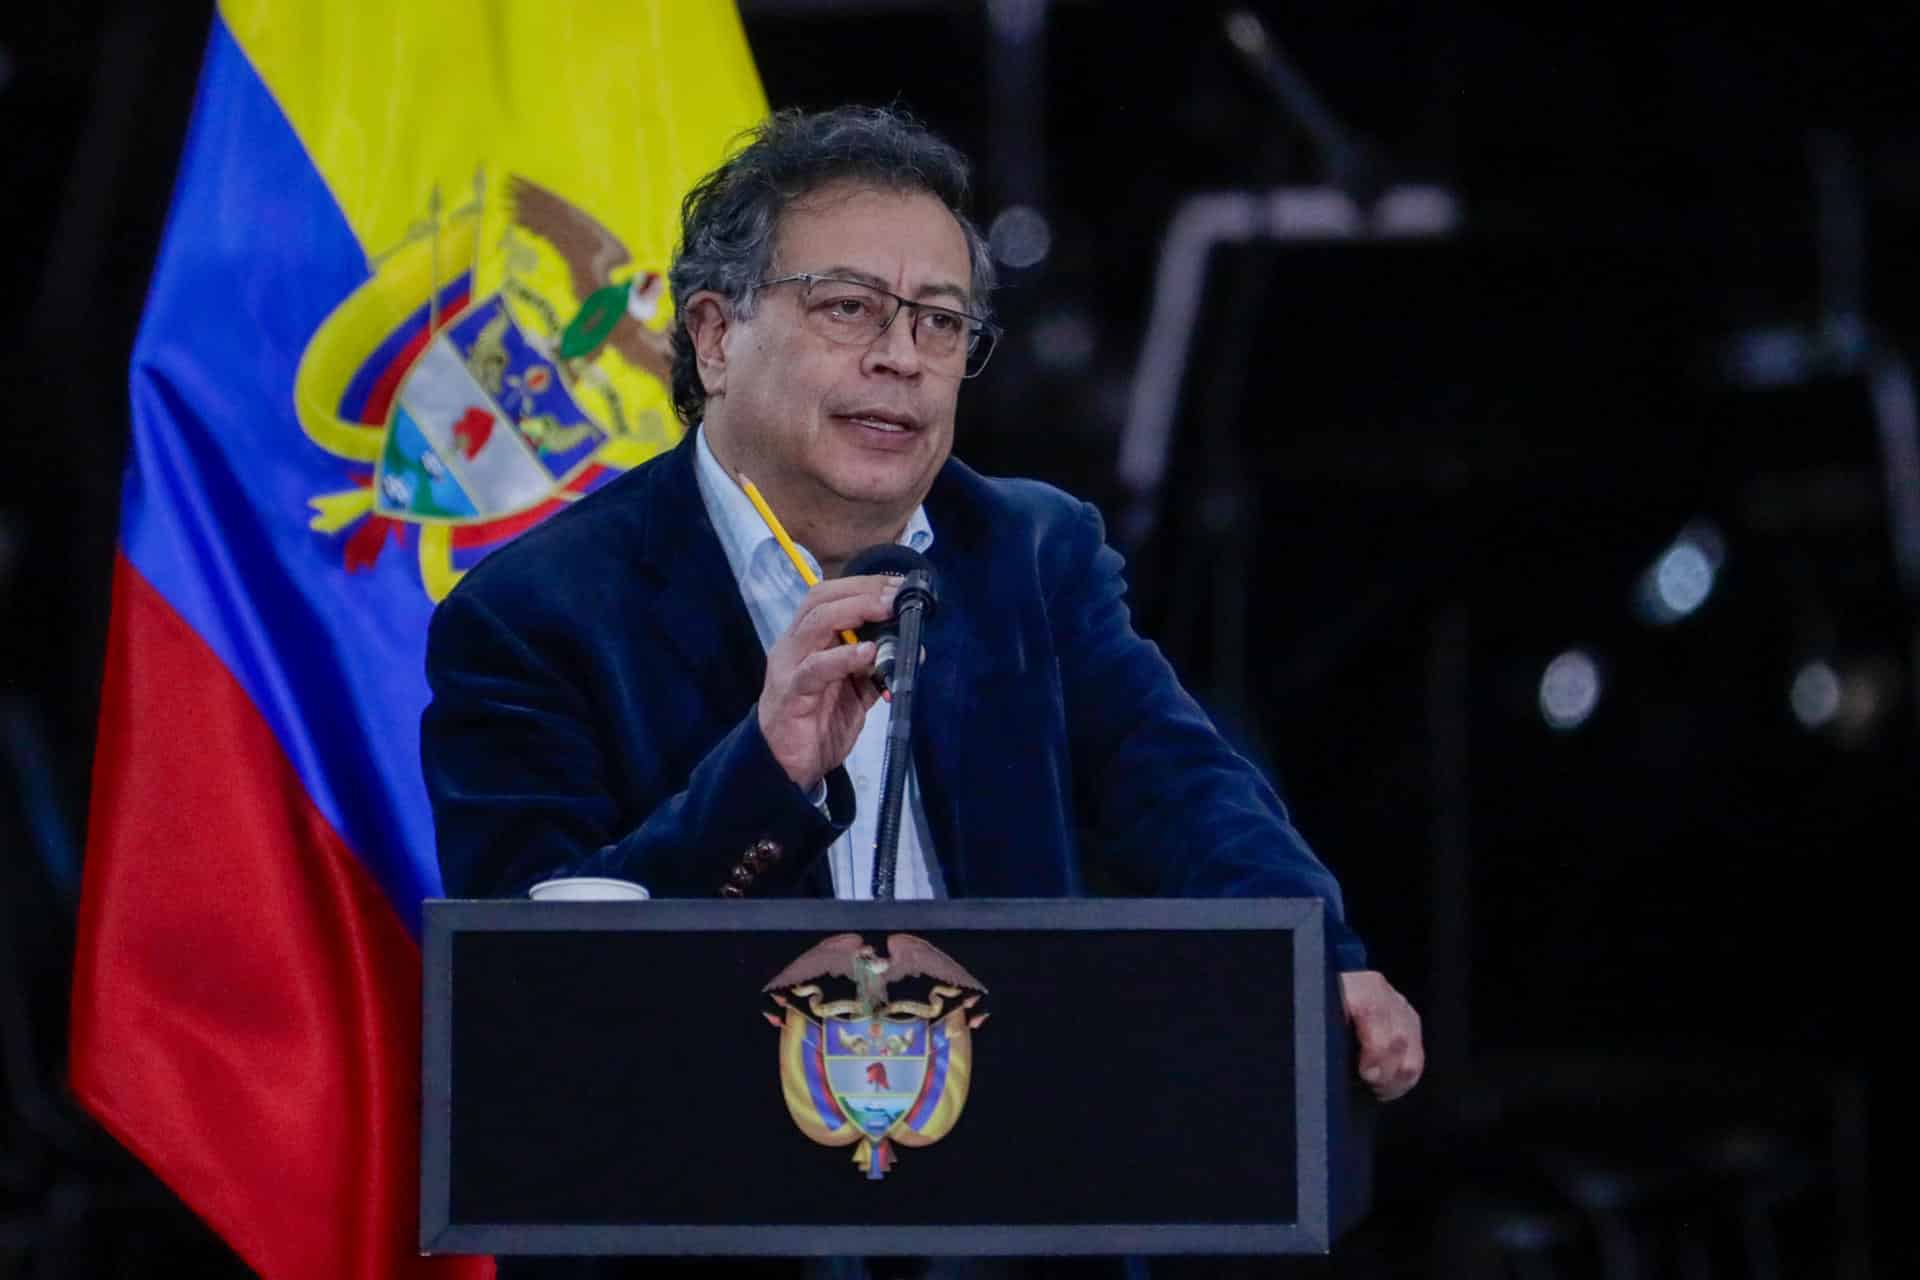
[421, 898, 1370, 1256]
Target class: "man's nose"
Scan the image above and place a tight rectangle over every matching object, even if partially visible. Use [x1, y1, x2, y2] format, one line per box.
[862, 308, 923, 375]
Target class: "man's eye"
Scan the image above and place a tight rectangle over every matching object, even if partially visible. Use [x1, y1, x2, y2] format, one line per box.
[921, 309, 963, 335]
[820, 295, 878, 321]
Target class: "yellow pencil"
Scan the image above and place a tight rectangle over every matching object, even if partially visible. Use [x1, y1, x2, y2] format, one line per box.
[736, 473, 864, 650]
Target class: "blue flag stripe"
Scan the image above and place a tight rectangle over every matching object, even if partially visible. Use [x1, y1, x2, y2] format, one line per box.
[123, 17, 442, 932]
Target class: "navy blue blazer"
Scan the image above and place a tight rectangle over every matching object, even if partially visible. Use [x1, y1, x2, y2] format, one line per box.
[422, 432, 1367, 969]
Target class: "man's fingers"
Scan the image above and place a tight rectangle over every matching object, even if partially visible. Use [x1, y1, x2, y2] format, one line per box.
[1358, 1030, 1419, 1088]
[784, 572, 892, 606]
[799, 574, 898, 615]
[785, 640, 877, 696]
[1361, 1042, 1423, 1101]
[1360, 1012, 1423, 1100]
[1354, 1001, 1395, 1048]
[1341, 970, 1425, 1102]
[788, 580, 897, 650]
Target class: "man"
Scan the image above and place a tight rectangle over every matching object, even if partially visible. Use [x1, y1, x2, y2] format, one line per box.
[422, 107, 1422, 1115]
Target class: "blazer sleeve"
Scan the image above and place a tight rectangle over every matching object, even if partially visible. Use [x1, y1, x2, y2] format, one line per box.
[1044, 499, 1371, 971]
[421, 585, 849, 900]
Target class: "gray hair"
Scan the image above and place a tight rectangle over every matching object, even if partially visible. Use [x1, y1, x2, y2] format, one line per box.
[666, 105, 997, 426]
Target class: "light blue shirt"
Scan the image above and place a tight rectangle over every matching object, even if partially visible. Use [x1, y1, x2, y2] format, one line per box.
[691, 425, 944, 900]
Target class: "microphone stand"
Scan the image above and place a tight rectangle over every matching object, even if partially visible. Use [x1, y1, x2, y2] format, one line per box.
[870, 568, 934, 899]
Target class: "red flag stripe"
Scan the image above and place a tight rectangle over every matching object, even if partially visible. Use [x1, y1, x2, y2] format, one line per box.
[70, 554, 491, 1280]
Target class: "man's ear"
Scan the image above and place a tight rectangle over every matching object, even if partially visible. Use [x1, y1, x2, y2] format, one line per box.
[682, 291, 731, 399]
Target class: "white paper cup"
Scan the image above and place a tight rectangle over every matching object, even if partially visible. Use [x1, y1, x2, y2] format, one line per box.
[527, 876, 650, 902]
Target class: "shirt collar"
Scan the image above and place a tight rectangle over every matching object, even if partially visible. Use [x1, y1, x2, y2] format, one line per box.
[692, 423, 934, 592]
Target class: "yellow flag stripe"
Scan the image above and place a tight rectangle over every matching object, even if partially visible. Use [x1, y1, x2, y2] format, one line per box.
[217, 0, 766, 265]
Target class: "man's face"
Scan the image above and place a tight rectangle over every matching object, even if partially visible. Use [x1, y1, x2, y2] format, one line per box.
[700, 181, 974, 525]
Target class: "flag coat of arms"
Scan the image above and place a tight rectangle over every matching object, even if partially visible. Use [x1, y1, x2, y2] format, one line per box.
[69, 3, 765, 1275]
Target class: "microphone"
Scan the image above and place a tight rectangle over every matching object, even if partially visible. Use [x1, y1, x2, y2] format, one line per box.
[840, 545, 938, 696]
[839, 545, 938, 899]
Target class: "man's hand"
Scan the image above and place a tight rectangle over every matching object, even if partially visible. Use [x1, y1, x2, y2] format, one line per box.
[1339, 970, 1424, 1101]
[758, 575, 896, 790]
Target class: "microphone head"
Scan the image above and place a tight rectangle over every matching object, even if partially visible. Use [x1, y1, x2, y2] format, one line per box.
[841, 544, 931, 579]
[840, 544, 937, 618]
[841, 546, 936, 693]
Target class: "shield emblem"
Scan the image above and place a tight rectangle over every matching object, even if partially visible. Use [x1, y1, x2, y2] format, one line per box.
[822, 1015, 930, 1138]
[374, 296, 608, 523]
[763, 933, 988, 1181]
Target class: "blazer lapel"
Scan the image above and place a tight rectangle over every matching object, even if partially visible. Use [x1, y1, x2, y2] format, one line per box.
[911, 468, 1010, 899]
[632, 434, 767, 718]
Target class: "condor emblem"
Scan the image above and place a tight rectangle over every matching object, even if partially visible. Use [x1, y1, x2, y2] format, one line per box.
[762, 934, 988, 1181]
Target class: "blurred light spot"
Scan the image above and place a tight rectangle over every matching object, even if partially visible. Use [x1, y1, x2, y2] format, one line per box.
[1635, 520, 1725, 624]
[1722, 327, 1814, 388]
[1655, 543, 1713, 612]
[1223, 10, 1271, 60]
[1491, 1215, 1567, 1252]
[1789, 661, 1841, 729]
[988, 0, 1046, 39]
[1029, 307, 1096, 372]
[1835, 658, 1898, 746]
[1540, 650, 1601, 730]
[989, 205, 1052, 269]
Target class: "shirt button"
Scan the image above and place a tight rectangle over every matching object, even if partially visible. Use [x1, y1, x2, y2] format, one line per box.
[856, 775, 870, 788]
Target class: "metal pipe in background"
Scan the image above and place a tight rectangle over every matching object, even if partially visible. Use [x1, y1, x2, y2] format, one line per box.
[1115, 184, 1461, 551]
[986, 0, 1049, 216]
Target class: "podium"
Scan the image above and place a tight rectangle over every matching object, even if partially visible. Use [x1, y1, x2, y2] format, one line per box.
[420, 898, 1373, 1257]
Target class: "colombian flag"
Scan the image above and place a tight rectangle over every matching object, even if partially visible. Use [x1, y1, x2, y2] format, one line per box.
[69, 3, 764, 1275]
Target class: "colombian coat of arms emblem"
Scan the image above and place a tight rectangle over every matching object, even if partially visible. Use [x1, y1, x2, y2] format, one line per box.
[294, 173, 678, 600]
[762, 934, 989, 1181]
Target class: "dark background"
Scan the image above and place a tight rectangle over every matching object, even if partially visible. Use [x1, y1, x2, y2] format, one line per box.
[3, 0, 1914, 1275]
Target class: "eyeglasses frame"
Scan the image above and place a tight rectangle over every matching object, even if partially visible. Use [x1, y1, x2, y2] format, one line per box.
[750, 271, 1003, 378]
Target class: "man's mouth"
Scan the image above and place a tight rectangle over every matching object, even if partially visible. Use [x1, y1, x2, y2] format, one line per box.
[836, 408, 922, 434]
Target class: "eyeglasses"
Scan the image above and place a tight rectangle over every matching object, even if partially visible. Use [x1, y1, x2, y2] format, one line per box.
[752, 272, 1002, 378]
